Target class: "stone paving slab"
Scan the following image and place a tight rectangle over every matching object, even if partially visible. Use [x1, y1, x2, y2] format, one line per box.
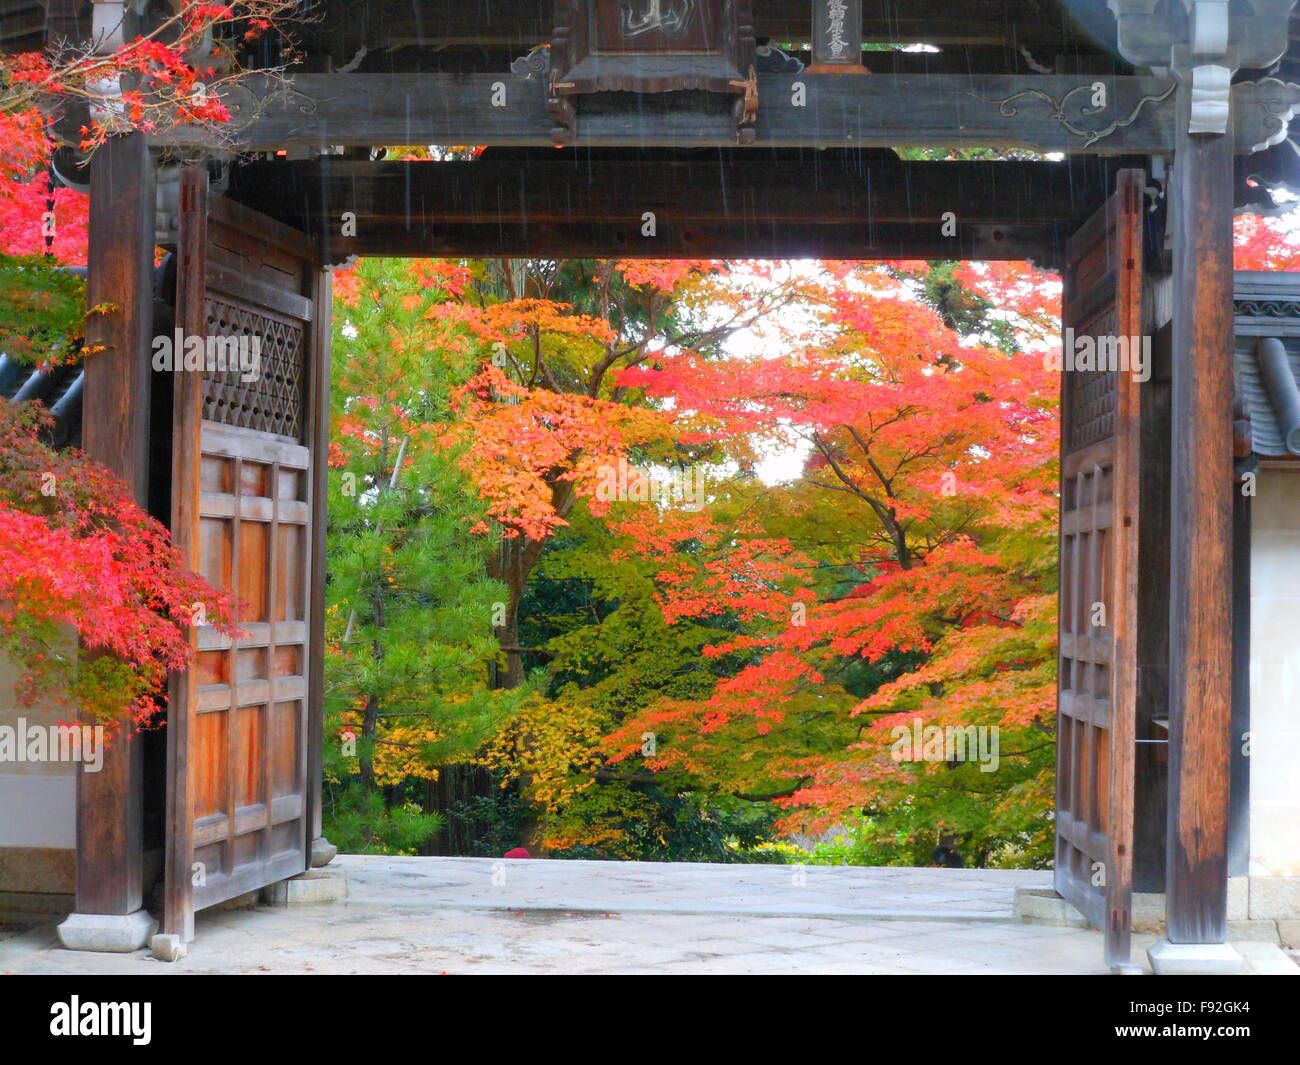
[3, 912, 1132, 976]
[333, 854, 1045, 920]
[0, 856, 1295, 975]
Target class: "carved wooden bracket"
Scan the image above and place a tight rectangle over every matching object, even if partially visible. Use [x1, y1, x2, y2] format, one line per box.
[1234, 78, 1300, 153]
[1108, 0, 1296, 70]
[1108, 0, 1297, 140]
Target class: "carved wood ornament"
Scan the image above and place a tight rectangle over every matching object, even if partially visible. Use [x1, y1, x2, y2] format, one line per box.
[548, 0, 758, 144]
[1108, 0, 1298, 136]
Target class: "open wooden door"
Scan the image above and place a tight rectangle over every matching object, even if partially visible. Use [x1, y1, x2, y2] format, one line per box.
[164, 169, 325, 941]
[1055, 169, 1144, 969]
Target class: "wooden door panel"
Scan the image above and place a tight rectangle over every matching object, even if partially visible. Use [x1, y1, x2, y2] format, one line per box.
[188, 424, 312, 914]
[1055, 169, 1144, 969]
[165, 173, 319, 940]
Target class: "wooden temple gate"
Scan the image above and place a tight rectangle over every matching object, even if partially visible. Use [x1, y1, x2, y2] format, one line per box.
[32, 0, 1299, 970]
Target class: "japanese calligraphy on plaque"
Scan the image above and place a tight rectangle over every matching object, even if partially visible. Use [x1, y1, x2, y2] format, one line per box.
[811, 0, 863, 69]
[549, 0, 758, 144]
[592, 1, 720, 52]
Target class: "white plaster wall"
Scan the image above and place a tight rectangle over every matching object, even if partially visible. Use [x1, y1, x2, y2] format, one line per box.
[0, 653, 76, 849]
[1250, 468, 1300, 877]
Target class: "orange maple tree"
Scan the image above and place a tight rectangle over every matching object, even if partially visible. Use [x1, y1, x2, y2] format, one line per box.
[434, 258, 812, 686]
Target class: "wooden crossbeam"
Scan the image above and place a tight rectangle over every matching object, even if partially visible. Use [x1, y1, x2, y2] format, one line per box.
[0, 1, 44, 47]
[225, 152, 1117, 264]
[318, 220, 1062, 263]
[326, 46, 1121, 78]
[156, 72, 1179, 154]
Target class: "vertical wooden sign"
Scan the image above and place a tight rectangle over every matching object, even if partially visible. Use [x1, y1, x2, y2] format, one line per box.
[810, 0, 863, 71]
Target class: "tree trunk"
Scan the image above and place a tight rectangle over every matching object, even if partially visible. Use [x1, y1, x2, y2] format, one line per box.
[358, 692, 379, 790]
[423, 764, 496, 855]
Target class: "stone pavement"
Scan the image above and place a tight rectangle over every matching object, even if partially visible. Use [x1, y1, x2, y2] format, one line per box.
[1, 855, 1296, 975]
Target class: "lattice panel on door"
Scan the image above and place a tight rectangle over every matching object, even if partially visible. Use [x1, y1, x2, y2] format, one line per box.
[200, 298, 305, 439]
[189, 424, 311, 910]
[1064, 356, 1118, 452]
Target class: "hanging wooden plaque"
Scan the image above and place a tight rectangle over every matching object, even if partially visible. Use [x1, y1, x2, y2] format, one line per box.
[809, 0, 865, 72]
[549, 1, 758, 144]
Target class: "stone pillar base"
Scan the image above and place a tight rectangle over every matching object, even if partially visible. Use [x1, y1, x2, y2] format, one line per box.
[57, 910, 157, 953]
[1147, 940, 1245, 975]
[1013, 886, 1091, 927]
[310, 836, 339, 868]
[150, 933, 188, 962]
[261, 867, 346, 907]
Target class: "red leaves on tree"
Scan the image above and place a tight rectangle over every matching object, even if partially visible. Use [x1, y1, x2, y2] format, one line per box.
[604, 261, 1064, 834]
[2, 2, 297, 150]
[1234, 212, 1300, 271]
[0, 401, 240, 731]
[0, 110, 89, 264]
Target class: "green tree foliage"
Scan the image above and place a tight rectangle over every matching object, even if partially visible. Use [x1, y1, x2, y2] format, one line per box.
[322, 258, 528, 854]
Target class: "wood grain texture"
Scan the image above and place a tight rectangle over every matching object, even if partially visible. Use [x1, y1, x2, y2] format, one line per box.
[163, 166, 209, 941]
[1054, 170, 1144, 968]
[1133, 282, 1173, 895]
[76, 133, 155, 917]
[1105, 169, 1144, 968]
[186, 428, 311, 912]
[298, 0, 1111, 51]
[164, 193, 317, 932]
[228, 153, 1117, 268]
[154, 72, 1178, 154]
[1166, 109, 1236, 945]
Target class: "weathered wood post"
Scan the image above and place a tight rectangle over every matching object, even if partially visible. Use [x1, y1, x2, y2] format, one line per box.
[55, 131, 158, 953]
[1164, 54, 1236, 963]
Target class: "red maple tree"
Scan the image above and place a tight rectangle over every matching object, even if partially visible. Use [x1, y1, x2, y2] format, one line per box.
[0, 401, 240, 731]
[602, 261, 1062, 855]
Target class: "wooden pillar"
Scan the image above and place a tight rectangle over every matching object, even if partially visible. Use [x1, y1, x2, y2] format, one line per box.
[1165, 98, 1235, 944]
[75, 132, 156, 919]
